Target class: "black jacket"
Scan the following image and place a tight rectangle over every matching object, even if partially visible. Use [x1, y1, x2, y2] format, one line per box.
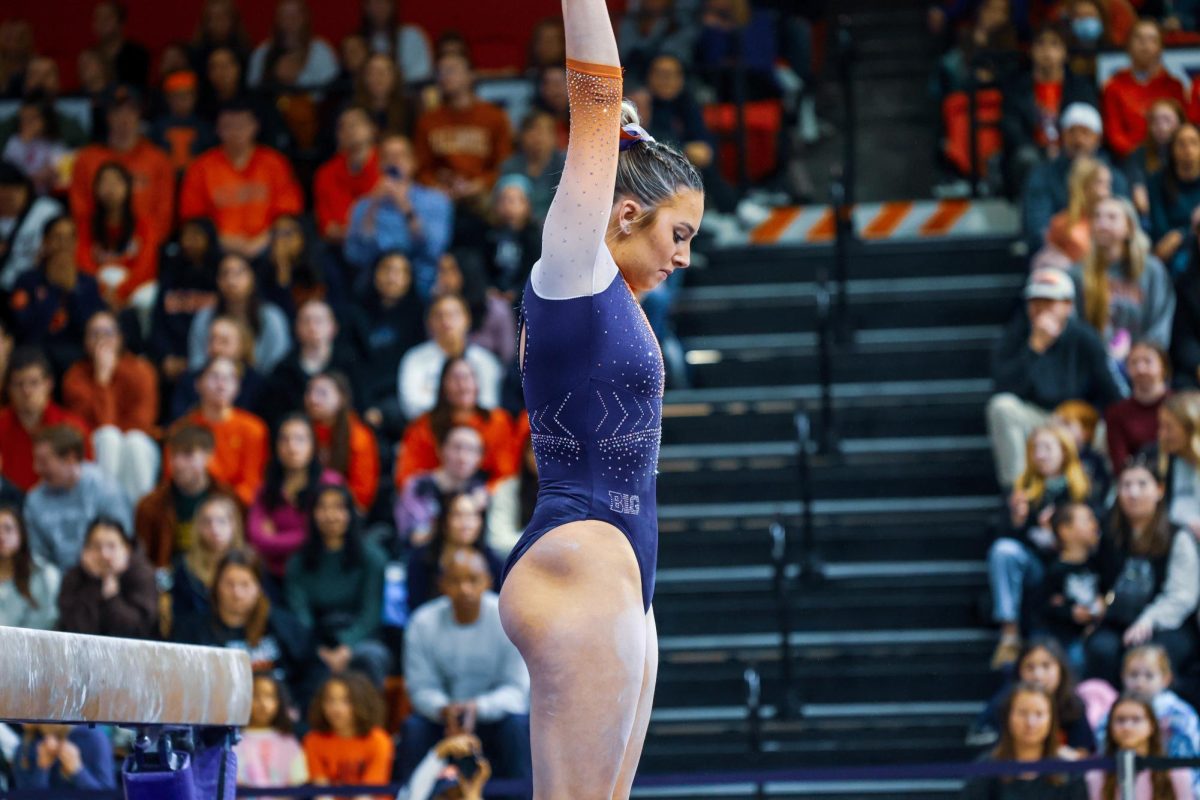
[991, 313, 1121, 411]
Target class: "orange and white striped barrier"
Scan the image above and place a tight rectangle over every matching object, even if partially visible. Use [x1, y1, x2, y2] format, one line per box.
[745, 198, 1019, 247]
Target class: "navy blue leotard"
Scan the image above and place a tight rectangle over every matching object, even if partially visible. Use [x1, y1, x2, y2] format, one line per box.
[501, 58, 663, 612]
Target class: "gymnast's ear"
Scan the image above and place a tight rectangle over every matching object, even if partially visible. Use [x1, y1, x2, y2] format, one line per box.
[613, 197, 646, 236]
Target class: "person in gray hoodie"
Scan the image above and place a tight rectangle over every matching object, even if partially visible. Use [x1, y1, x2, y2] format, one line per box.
[1068, 196, 1175, 393]
[23, 425, 132, 572]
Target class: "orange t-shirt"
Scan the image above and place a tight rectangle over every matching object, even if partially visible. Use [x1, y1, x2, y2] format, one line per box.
[414, 100, 513, 192]
[395, 409, 518, 490]
[1032, 79, 1063, 149]
[69, 139, 176, 244]
[62, 353, 160, 434]
[167, 409, 269, 505]
[302, 728, 393, 795]
[75, 214, 160, 301]
[312, 417, 380, 512]
[313, 149, 380, 236]
[179, 146, 304, 239]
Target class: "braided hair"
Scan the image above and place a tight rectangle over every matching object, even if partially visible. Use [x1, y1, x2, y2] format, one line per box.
[613, 100, 703, 222]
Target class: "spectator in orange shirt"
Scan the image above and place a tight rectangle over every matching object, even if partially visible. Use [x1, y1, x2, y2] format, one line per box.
[0, 347, 91, 492]
[68, 86, 175, 245]
[1102, 19, 1186, 161]
[413, 52, 513, 208]
[169, 356, 269, 506]
[179, 99, 304, 258]
[396, 356, 517, 491]
[302, 673, 393, 794]
[76, 161, 159, 309]
[304, 371, 379, 513]
[314, 106, 380, 243]
[62, 310, 159, 501]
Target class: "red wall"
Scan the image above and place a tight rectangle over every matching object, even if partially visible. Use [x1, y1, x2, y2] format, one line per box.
[5, 0, 598, 86]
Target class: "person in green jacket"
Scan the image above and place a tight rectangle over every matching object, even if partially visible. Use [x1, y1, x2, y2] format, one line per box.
[285, 482, 390, 686]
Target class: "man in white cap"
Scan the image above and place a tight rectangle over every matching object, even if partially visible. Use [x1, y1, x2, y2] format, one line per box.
[986, 267, 1120, 489]
[1021, 102, 1129, 251]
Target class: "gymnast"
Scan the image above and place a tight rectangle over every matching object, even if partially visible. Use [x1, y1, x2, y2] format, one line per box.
[496, 0, 704, 795]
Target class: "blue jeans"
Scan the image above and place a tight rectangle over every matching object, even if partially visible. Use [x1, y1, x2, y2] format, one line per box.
[398, 712, 532, 788]
[988, 537, 1044, 626]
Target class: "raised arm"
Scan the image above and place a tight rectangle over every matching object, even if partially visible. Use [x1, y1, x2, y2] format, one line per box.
[531, 0, 623, 300]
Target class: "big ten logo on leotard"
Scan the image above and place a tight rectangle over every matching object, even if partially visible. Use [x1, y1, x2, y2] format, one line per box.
[609, 491, 641, 515]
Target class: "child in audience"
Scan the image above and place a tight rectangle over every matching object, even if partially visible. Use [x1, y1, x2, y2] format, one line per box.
[235, 674, 309, 788]
[1054, 400, 1111, 506]
[1087, 694, 1192, 798]
[302, 672, 394, 791]
[961, 682, 1087, 799]
[1096, 645, 1200, 795]
[1037, 503, 1102, 677]
[989, 424, 1093, 668]
[972, 638, 1096, 754]
[0, 504, 60, 630]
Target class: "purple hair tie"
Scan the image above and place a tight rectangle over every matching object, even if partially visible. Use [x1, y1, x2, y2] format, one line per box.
[619, 124, 655, 151]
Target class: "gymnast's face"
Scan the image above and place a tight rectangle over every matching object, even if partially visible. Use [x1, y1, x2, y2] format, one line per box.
[613, 188, 704, 293]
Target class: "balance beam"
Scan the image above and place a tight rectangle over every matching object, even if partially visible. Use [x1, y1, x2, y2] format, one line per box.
[0, 628, 252, 726]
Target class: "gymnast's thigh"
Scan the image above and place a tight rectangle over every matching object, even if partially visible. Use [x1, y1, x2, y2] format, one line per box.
[499, 520, 648, 799]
